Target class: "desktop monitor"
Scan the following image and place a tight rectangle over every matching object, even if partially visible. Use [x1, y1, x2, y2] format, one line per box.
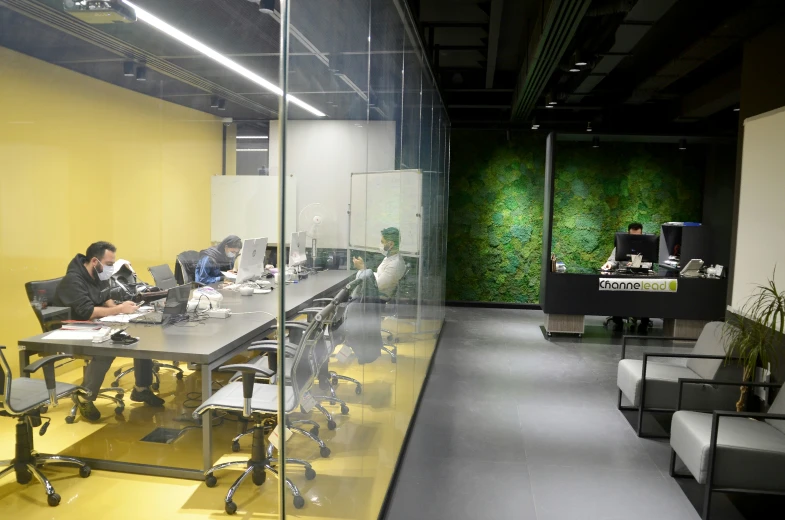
[236, 237, 268, 284]
[615, 233, 659, 263]
[288, 231, 307, 267]
[162, 284, 191, 316]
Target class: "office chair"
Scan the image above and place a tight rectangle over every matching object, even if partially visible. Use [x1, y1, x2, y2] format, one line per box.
[175, 250, 200, 285]
[378, 265, 411, 363]
[0, 346, 92, 506]
[148, 264, 177, 290]
[193, 304, 336, 513]
[25, 278, 125, 423]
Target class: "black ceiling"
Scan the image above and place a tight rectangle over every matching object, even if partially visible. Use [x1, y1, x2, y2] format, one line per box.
[410, 0, 785, 135]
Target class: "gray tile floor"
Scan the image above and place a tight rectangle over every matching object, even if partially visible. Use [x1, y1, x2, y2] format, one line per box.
[384, 307, 773, 520]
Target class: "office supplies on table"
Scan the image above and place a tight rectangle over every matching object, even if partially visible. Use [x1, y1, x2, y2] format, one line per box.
[131, 284, 191, 324]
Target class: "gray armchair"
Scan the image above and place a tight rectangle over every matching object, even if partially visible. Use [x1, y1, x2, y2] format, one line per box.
[193, 303, 337, 514]
[0, 346, 92, 506]
[617, 321, 741, 437]
[669, 380, 785, 520]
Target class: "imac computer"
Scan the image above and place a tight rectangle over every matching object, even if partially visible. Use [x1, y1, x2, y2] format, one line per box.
[236, 237, 268, 284]
[615, 233, 659, 263]
[288, 231, 307, 268]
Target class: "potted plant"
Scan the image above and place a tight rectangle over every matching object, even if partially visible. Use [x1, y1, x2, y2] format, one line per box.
[723, 270, 785, 412]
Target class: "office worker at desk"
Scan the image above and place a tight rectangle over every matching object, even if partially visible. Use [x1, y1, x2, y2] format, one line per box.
[352, 227, 406, 300]
[195, 235, 242, 284]
[53, 241, 165, 421]
[600, 223, 651, 333]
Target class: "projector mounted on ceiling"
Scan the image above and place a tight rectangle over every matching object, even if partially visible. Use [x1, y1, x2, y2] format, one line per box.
[63, 0, 136, 24]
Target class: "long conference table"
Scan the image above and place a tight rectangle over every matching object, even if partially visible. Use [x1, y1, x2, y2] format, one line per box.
[18, 270, 355, 480]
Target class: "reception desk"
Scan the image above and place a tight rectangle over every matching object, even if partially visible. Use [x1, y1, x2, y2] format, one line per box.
[540, 270, 728, 338]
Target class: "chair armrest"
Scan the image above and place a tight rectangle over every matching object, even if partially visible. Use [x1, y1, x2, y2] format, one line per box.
[248, 340, 298, 356]
[621, 335, 695, 359]
[676, 379, 781, 411]
[312, 298, 333, 304]
[713, 410, 785, 421]
[23, 354, 74, 405]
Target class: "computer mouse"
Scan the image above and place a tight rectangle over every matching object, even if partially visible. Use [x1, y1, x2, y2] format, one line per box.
[239, 286, 254, 296]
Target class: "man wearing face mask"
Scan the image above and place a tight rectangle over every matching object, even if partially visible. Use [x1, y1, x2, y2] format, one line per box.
[352, 227, 406, 300]
[53, 241, 164, 421]
[195, 235, 243, 284]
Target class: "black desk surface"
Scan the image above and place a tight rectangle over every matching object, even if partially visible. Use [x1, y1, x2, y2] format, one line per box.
[542, 271, 727, 320]
[19, 270, 354, 365]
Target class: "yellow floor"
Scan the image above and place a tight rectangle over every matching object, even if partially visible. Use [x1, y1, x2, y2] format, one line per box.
[0, 318, 440, 519]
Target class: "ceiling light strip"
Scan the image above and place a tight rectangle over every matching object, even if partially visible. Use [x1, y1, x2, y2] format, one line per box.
[123, 1, 326, 117]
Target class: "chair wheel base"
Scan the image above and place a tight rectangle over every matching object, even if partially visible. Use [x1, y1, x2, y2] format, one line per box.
[327, 420, 337, 430]
[310, 426, 320, 436]
[252, 469, 266, 485]
[65, 416, 75, 424]
[340, 405, 349, 415]
[48, 493, 61, 507]
[79, 465, 92, 478]
[176, 372, 184, 380]
[355, 386, 363, 395]
[320, 446, 331, 458]
[293, 495, 305, 509]
[205, 475, 218, 488]
[225, 501, 237, 515]
[231, 441, 241, 452]
[16, 468, 32, 485]
[305, 468, 316, 480]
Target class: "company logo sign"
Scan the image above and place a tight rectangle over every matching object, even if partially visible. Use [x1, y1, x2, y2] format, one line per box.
[599, 278, 678, 293]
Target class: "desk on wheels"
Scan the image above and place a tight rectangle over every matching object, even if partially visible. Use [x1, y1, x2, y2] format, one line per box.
[541, 271, 728, 338]
[17, 270, 354, 480]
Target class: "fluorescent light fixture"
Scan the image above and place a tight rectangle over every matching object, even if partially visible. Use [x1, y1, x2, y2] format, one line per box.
[545, 105, 554, 109]
[237, 136, 269, 139]
[592, 136, 600, 148]
[733, 107, 740, 112]
[122, 1, 326, 117]
[531, 117, 539, 130]
[586, 122, 592, 132]
[123, 61, 135, 76]
[135, 65, 146, 81]
[678, 138, 687, 151]
[238, 148, 269, 152]
[569, 67, 580, 72]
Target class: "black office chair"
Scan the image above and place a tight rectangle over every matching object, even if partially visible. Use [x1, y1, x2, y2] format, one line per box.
[0, 346, 92, 506]
[148, 264, 177, 290]
[25, 278, 125, 423]
[175, 250, 200, 285]
[378, 266, 411, 363]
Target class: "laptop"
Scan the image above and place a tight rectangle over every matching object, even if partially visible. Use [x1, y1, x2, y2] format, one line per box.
[131, 284, 191, 324]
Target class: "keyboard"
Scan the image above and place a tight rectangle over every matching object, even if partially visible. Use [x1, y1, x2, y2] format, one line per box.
[131, 312, 166, 324]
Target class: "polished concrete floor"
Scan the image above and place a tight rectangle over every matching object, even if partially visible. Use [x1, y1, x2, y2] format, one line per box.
[0, 316, 437, 519]
[385, 306, 781, 520]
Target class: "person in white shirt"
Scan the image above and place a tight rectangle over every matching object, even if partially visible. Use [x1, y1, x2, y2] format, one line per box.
[352, 227, 406, 300]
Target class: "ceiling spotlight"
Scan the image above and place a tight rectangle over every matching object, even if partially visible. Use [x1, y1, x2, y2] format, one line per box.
[592, 136, 600, 148]
[531, 118, 540, 130]
[586, 122, 593, 132]
[679, 138, 687, 151]
[217, 98, 226, 110]
[569, 67, 581, 73]
[545, 92, 557, 105]
[135, 65, 147, 81]
[210, 96, 219, 108]
[123, 61, 135, 76]
[545, 105, 554, 109]
[573, 51, 588, 67]
[733, 107, 740, 112]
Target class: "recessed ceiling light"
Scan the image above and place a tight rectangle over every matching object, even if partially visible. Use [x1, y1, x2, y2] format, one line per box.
[569, 67, 580, 73]
[237, 148, 269, 152]
[679, 138, 687, 150]
[586, 122, 592, 132]
[733, 107, 740, 112]
[236, 136, 269, 139]
[592, 136, 600, 148]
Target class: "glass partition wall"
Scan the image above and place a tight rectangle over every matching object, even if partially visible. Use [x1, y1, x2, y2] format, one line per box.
[0, 1, 447, 519]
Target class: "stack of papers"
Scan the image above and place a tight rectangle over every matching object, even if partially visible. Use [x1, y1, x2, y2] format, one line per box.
[45, 328, 108, 341]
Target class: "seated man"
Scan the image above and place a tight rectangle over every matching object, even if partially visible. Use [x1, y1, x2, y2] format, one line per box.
[352, 227, 406, 301]
[601, 222, 650, 333]
[53, 241, 164, 421]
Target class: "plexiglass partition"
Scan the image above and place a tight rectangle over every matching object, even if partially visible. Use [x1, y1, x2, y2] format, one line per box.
[0, 1, 446, 518]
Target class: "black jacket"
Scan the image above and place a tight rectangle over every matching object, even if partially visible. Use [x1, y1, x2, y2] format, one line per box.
[53, 254, 112, 321]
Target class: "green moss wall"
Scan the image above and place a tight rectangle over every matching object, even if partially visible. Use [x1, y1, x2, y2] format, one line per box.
[446, 130, 704, 303]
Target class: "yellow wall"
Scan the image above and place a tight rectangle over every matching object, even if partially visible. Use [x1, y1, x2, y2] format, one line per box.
[0, 46, 223, 376]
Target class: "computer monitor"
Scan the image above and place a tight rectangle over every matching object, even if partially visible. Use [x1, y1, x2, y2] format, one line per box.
[615, 233, 659, 263]
[162, 284, 191, 316]
[288, 231, 307, 267]
[236, 237, 268, 284]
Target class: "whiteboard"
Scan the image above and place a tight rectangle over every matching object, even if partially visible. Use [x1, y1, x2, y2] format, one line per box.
[731, 105, 785, 311]
[211, 176, 297, 245]
[349, 170, 421, 254]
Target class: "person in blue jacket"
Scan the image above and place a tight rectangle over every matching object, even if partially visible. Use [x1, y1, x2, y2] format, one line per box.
[195, 235, 242, 284]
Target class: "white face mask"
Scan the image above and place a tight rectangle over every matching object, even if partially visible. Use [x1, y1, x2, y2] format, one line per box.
[97, 261, 114, 281]
[380, 243, 390, 256]
[227, 251, 237, 259]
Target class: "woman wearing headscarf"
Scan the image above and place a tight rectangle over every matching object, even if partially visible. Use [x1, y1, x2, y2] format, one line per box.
[195, 235, 242, 284]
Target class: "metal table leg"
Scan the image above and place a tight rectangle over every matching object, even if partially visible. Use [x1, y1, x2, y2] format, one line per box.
[201, 362, 213, 472]
[19, 346, 30, 377]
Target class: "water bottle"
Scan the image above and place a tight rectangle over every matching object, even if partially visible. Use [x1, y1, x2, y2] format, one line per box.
[32, 293, 41, 311]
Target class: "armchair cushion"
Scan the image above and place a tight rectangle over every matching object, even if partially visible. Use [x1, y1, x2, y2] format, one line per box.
[618, 359, 699, 408]
[685, 322, 729, 380]
[671, 410, 785, 490]
[767, 390, 785, 435]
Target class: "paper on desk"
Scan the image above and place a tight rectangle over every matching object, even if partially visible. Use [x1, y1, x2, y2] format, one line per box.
[45, 328, 107, 340]
[99, 313, 145, 323]
[222, 271, 237, 280]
